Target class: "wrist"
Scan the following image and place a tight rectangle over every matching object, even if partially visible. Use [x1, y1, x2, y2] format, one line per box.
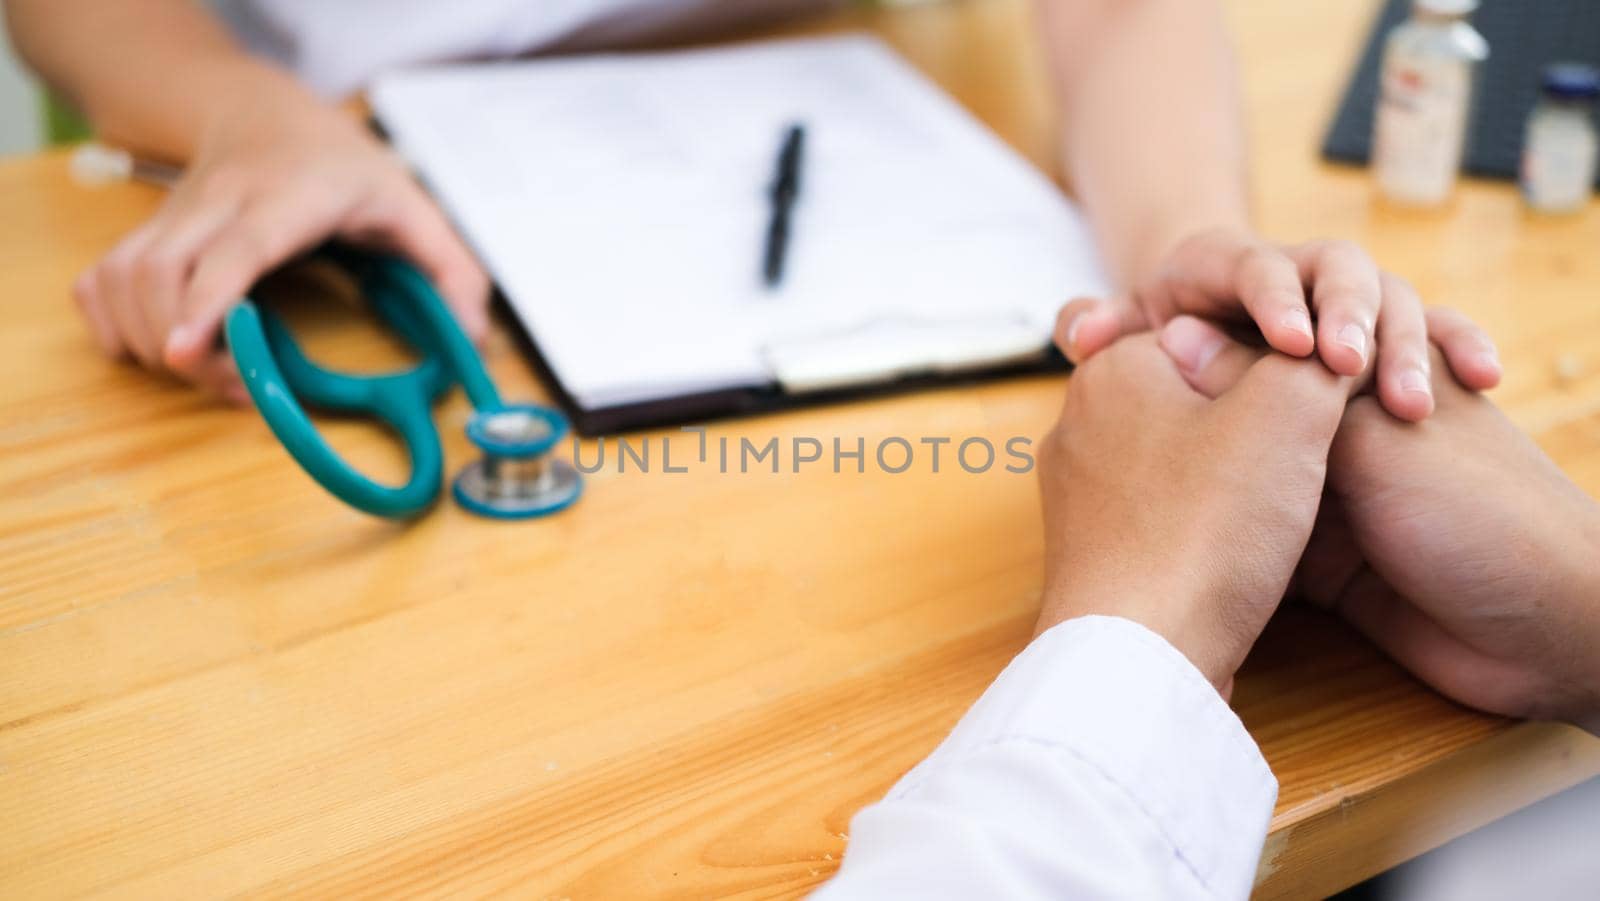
[199, 61, 338, 132]
[94, 56, 327, 162]
[1036, 578, 1236, 694]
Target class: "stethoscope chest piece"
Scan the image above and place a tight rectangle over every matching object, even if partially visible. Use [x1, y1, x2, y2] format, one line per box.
[453, 404, 583, 520]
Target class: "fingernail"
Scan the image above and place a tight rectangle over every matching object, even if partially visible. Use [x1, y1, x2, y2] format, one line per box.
[1280, 309, 1314, 339]
[1480, 348, 1502, 376]
[169, 324, 195, 351]
[1064, 313, 1085, 354]
[1400, 366, 1431, 396]
[1160, 317, 1226, 373]
[1336, 323, 1368, 362]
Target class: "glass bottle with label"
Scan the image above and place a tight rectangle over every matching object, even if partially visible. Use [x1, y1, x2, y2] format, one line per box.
[1520, 63, 1600, 214]
[1371, 0, 1490, 206]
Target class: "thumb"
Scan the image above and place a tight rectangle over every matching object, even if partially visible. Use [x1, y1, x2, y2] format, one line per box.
[1330, 571, 1546, 720]
[1158, 316, 1357, 443]
[166, 188, 335, 373]
[1157, 316, 1263, 398]
[1052, 295, 1149, 364]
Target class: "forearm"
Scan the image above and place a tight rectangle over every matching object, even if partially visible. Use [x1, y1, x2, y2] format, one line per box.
[3, 0, 317, 161]
[1036, 0, 1251, 290]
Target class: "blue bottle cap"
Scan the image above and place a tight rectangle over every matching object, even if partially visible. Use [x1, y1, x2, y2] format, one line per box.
[1542, 63, 1600, 101]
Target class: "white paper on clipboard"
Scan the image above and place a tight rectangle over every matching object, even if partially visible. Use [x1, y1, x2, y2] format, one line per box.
[372, 34, 1111, 411]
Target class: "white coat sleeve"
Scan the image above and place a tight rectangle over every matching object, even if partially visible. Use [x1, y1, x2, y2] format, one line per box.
[815, 615, 1278, 900]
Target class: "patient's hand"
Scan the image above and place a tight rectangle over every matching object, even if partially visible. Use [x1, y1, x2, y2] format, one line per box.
[1160, 314, 1600, 734]
[1053, 231, 1502, 422]
[1310, 362, 1600, 733]
[1035, 333, 1350, 696]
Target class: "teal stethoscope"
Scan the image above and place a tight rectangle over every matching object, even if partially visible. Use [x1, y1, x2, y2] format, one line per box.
[224, 248, 582, 520]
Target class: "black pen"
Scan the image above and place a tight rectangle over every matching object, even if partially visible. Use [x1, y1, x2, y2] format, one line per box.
[763, 122, 806, 289]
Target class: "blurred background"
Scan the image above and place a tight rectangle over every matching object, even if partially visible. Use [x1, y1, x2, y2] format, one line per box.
[0, 14, 42, 154]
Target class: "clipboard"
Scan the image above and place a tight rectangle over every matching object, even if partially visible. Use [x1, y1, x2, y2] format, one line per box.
[372, 34, 1108, 436]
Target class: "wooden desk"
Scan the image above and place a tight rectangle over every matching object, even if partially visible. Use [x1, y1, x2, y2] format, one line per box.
[3, 1, 1598, 897]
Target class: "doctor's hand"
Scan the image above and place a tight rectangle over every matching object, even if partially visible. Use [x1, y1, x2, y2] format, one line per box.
[1161, 315, 1600, 735]
[1035, 333, 1351, 696]
[1052, 228, 1503, 423]
[72, 92, 490, 403]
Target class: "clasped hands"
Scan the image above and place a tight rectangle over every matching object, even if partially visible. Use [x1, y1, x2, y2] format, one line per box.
[1037, 230, 1600, 735]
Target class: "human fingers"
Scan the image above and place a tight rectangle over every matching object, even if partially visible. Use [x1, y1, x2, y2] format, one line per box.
[1373, 273, 1434, 422]
[1156, 315, 1263, 398]
[1327, 571, 1546, 720]
[130, 191, 244, 363]
[1054, 331, 1204, 436]
[1287, 240, 1381, 379]
[72, 269, 125, 359]
[343, 172, 492, 343]
[1425, 307, 1503, 391]
[1075, 330, 1208, 403]
[1150, 229, 1315, 358]
[1051, 296, 1148, 364]
[165, 184, 343, 375]
[92, 228, 167, 369]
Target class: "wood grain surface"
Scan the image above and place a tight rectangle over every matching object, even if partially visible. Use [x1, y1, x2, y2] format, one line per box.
[3, 0, 1599, 898]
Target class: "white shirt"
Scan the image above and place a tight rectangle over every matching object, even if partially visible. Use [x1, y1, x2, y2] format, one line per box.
[211, 0, 831, 98]
[818, 615, 1278, 899]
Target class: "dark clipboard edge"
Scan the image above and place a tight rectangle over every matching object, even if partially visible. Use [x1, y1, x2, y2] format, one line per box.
[490, 290, 1072, 438]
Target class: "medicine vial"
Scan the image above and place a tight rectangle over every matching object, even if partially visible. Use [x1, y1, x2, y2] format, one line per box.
[1520, 63, 1600, 214]
[1372, 0, 1489, 206]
